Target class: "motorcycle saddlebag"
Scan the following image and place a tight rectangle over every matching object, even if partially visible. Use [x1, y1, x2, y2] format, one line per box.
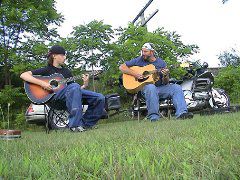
[105, 93, 121, 111]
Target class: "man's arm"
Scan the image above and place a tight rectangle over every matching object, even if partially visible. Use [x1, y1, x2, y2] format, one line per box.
[20, 71, 52, 91]
[119, 63, 143, 79]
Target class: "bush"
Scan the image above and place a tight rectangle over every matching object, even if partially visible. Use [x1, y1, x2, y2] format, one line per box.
[215, 66, 240, 104]
[0, 85, 29, 128]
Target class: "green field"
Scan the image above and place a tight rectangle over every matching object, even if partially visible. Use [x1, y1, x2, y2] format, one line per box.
[1, 112, 240, 179]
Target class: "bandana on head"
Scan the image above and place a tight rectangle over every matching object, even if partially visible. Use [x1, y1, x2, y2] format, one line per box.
[142, 43, 154, 51]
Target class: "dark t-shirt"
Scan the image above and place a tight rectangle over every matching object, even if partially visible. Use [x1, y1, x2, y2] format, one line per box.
[125, 56, 167, 86]
[31, 65, 73, 78]
[31, 65, 74, 85]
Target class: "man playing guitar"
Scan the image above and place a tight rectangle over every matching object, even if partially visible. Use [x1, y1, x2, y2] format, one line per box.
[119, 42, 193, 121]
[20, 45, 105, 132]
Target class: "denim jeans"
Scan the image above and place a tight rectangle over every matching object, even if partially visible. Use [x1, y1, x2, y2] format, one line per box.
[51, 83, 105, 128]
[142, 84, 188, 120]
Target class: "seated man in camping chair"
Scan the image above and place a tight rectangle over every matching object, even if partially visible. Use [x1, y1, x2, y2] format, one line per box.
[119, 42, 193, 121]
[21, 45, 106, 132]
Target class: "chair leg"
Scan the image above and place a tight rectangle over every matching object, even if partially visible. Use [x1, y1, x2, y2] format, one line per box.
[167, 109, 171, 120]
[44, 105, 50, 134]
[167, 98, 172, 120]
[131, 93, 140, 120]
[137, 110, 140, 122]
[137, 98, 140, 122]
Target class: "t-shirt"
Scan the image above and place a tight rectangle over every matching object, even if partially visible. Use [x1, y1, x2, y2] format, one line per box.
[31, 65, 74, 84]
[125, 56, 167, 86]
[31, 65, 73, 78]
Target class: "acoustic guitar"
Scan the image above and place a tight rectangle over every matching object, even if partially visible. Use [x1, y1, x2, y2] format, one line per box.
[122, 64, 162, 94]
[24, 72, 98, 104]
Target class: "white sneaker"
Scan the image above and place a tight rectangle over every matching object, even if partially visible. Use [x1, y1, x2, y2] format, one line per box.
[70, 126, 86, 132]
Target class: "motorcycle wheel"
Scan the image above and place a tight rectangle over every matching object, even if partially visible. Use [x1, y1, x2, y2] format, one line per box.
[48, 108, 69, 130]
[209, 88, 230, 109]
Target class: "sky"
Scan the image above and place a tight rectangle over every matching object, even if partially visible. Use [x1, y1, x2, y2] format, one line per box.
[56, 0, 240, 67]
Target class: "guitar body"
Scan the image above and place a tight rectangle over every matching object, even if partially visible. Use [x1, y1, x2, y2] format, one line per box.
[24, 73, 66, 104]
[123, 64, 157, 94]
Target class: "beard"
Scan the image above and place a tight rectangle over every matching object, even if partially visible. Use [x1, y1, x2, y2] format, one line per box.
[142, 55, 151, 61]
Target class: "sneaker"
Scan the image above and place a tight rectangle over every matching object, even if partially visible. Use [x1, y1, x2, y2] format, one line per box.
[150, 118, 159, 122]
[70, 126, 86, 132]
[177, 112, 194, 120]
[143, 116, 159, 122]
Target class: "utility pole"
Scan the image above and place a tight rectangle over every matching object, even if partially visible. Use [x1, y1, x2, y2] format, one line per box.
[132, 0, 158, 27]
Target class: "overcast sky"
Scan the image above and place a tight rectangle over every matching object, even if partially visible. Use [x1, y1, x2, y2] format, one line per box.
[56, 0, 240, 67]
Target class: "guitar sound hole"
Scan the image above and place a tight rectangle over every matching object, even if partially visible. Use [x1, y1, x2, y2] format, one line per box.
[138, 77, 149, 82]
[50, 79, 59, 88]
[142, 71, 150, 76]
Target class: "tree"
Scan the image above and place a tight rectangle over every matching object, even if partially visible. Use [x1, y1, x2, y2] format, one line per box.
[218, 48, 240, 67]
[67, 20, 114, 70]
[215, 66, 240, 103]
[65, 20, 114, 91]
[0, 0, 63, 88]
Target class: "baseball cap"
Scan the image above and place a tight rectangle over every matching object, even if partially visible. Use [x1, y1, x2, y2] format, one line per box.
[142, 43, 155, 51]
[47, 45, 66, 57]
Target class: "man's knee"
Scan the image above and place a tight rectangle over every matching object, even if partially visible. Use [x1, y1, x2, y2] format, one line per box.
[171, 84, 183, 93]
[143, 84, 157, 93]
[68, 83, 81, 90]
[66, 83, 81, 94]
[97, 94, 105, 103]
[65, 83, 81, 99]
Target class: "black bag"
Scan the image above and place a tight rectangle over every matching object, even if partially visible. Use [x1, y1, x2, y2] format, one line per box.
[105, 93, 121, 111]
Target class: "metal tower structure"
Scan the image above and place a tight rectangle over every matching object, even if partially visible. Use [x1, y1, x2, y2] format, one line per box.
[132, 0, 159, 27]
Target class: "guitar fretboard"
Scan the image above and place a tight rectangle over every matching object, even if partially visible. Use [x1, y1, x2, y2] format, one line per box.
[59, 72, 99, 84]
[146, 68, 164, 75]
[60, 75, 82, 84]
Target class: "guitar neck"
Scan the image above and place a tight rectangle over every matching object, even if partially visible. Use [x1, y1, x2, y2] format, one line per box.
[61, 75, 82, 84]
[149, 69, 163, 75]
[61, 71, 99, 84]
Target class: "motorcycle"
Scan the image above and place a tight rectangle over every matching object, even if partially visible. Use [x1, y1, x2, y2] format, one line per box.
[178, 62, 230, 113]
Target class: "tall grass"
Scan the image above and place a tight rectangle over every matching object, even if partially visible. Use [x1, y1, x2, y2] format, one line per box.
[0, 112, 240, 179]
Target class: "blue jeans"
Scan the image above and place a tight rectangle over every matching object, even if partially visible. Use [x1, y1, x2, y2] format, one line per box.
[142, 84, 188, 120]
[51, 83, 105, 128]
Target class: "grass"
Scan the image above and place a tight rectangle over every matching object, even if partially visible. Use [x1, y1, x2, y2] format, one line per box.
[0, 112, 240, 179]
